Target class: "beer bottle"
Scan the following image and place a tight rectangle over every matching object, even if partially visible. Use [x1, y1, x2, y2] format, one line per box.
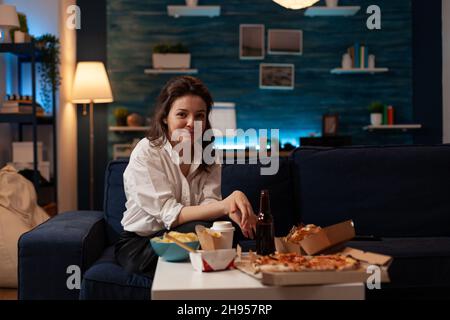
[256, 189, 275, 255]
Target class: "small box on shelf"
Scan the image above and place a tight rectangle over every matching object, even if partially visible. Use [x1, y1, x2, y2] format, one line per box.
[12, 141, 43, 163]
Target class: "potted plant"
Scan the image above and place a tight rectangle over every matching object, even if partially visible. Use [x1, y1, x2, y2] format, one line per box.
[10, 12, 29, 43]
[35, 34, 61, 112]
[368, 101, 384, 126]
[152, 43, 191, 69]
[113, 107, 129, 126]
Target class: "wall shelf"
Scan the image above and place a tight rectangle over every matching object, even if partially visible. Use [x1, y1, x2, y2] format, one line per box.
[167, 5, 221, 18]
[363, 124, 422, 132]
[304, 6, 361, 17]
[109, 126, 150, 132]
[144, 68, 198, 74]
[331, 68, 389, 74]
[0, 114, 54, 124]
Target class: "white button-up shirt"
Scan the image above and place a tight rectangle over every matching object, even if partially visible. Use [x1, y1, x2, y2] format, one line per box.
[121, 138, 222, 236]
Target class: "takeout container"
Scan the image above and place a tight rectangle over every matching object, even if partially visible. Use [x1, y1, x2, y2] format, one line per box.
[275, 220, 356, 255]
[189, 249, 237, 272]
[195, 223, 234, 250]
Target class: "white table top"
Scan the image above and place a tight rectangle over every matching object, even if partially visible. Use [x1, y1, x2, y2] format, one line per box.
[151, 258, 365, 300]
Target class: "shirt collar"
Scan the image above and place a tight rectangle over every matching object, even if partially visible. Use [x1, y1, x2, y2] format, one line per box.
[162, 139, 200, 177]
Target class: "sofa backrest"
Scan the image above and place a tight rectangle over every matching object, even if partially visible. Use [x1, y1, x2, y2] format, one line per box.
[221, 157, 299, 238]
[103, 157, 298, 244]
[103, 159, 128, 244]
[291, 145, 450, 237]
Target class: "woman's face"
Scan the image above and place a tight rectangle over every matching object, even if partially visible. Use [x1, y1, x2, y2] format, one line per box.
[165, 94, 207, 145]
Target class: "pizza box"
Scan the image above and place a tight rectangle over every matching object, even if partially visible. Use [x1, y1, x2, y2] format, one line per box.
[275, 220, 356, 255]
[235, 248, 392, 286]
[262, 248, 391, 286]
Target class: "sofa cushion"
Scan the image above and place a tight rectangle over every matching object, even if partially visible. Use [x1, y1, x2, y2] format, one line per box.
[347, 237, 450, 289]
[221, 157, 298, 237]
[80, 246, 151, 300]
[104, 160, 128, 244]
[291, 145, 450, 237]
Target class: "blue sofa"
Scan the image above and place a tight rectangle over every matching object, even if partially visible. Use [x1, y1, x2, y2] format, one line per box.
[18, 145, 450, 299]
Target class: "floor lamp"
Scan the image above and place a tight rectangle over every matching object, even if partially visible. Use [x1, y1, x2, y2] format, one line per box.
[72, 62, 113, 210]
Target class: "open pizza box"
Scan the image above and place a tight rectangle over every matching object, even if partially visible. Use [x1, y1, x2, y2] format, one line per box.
[274, 220, 356, 255]
[235, 247, 392, 286]
[235, 219, 393, 286]
[261, 247, 392, 286]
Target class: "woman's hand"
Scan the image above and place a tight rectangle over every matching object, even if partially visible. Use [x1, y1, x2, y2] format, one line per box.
[221, 191, 257, 239]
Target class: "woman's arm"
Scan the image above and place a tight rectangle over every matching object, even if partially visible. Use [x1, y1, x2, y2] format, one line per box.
[172, 191, 257, 238]
[174, 200, 227, 226]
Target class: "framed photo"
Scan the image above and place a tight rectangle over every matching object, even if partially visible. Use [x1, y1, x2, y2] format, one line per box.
[268, 29, 303, 55]
[259, 63, 295, 90]
[239, 24, 265, 59]
[322, 114, 339, 136]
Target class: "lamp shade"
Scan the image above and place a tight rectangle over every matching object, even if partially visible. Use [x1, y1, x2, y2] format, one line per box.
[273, 0, 319, 10]
[72, 62, 113, 103]
[0, 4, 20, 28]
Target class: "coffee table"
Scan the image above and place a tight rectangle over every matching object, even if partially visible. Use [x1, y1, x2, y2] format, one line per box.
[151, 258, 365, 300]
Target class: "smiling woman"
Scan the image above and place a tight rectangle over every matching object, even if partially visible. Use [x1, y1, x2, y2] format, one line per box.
[114, 76, 258, 278]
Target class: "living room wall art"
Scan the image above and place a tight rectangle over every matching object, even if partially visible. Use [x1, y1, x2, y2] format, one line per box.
[107, 0, 413, 156]
[268, 29, 303, 55]
[259, 63, 295, 90]
[239, 24, 265, 59]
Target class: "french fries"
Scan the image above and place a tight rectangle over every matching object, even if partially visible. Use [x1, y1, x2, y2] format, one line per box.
[152, 231, 198, 243]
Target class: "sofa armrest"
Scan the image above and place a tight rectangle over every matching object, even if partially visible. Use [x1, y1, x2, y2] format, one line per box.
[18, 211, 107, 300]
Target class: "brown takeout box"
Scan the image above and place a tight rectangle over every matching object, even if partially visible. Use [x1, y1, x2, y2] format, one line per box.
[195, 225, 222, 251]
[275, 220, 356, 255]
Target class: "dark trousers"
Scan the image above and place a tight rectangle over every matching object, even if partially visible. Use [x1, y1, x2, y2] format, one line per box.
[114, 221, 212, 278]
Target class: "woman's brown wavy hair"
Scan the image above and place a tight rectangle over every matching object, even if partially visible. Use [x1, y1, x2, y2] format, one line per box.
[146, 76, 215, 172]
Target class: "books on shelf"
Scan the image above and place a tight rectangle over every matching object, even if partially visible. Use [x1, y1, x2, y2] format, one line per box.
[0, 100, 44, 115]
[346, 43, 370, 68]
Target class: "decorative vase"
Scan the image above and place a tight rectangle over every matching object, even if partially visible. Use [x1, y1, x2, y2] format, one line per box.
[368, 54, 376, 69]
[342, 53, 352, 69]
[370, 113, 383, 126]
[127, 113, 145, 127]
[325, 0, 339, 7]
[152, 53, 191, 69]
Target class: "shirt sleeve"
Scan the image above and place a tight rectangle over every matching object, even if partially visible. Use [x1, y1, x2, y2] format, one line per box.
[123, 145, 183, 232]
[198, 164, 222, 205]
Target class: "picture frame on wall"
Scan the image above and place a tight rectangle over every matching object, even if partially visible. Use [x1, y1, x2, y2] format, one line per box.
[259, 63, 295, 90]
[240, 24, 265, 59]
[322, 114, 339, 136]
[268, 29, 303, 55]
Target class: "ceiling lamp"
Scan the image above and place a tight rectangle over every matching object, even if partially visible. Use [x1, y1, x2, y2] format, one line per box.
[273, 0, 320, 10]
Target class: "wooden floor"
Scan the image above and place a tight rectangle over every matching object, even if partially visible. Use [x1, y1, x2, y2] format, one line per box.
[0, 289, 17, 300]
